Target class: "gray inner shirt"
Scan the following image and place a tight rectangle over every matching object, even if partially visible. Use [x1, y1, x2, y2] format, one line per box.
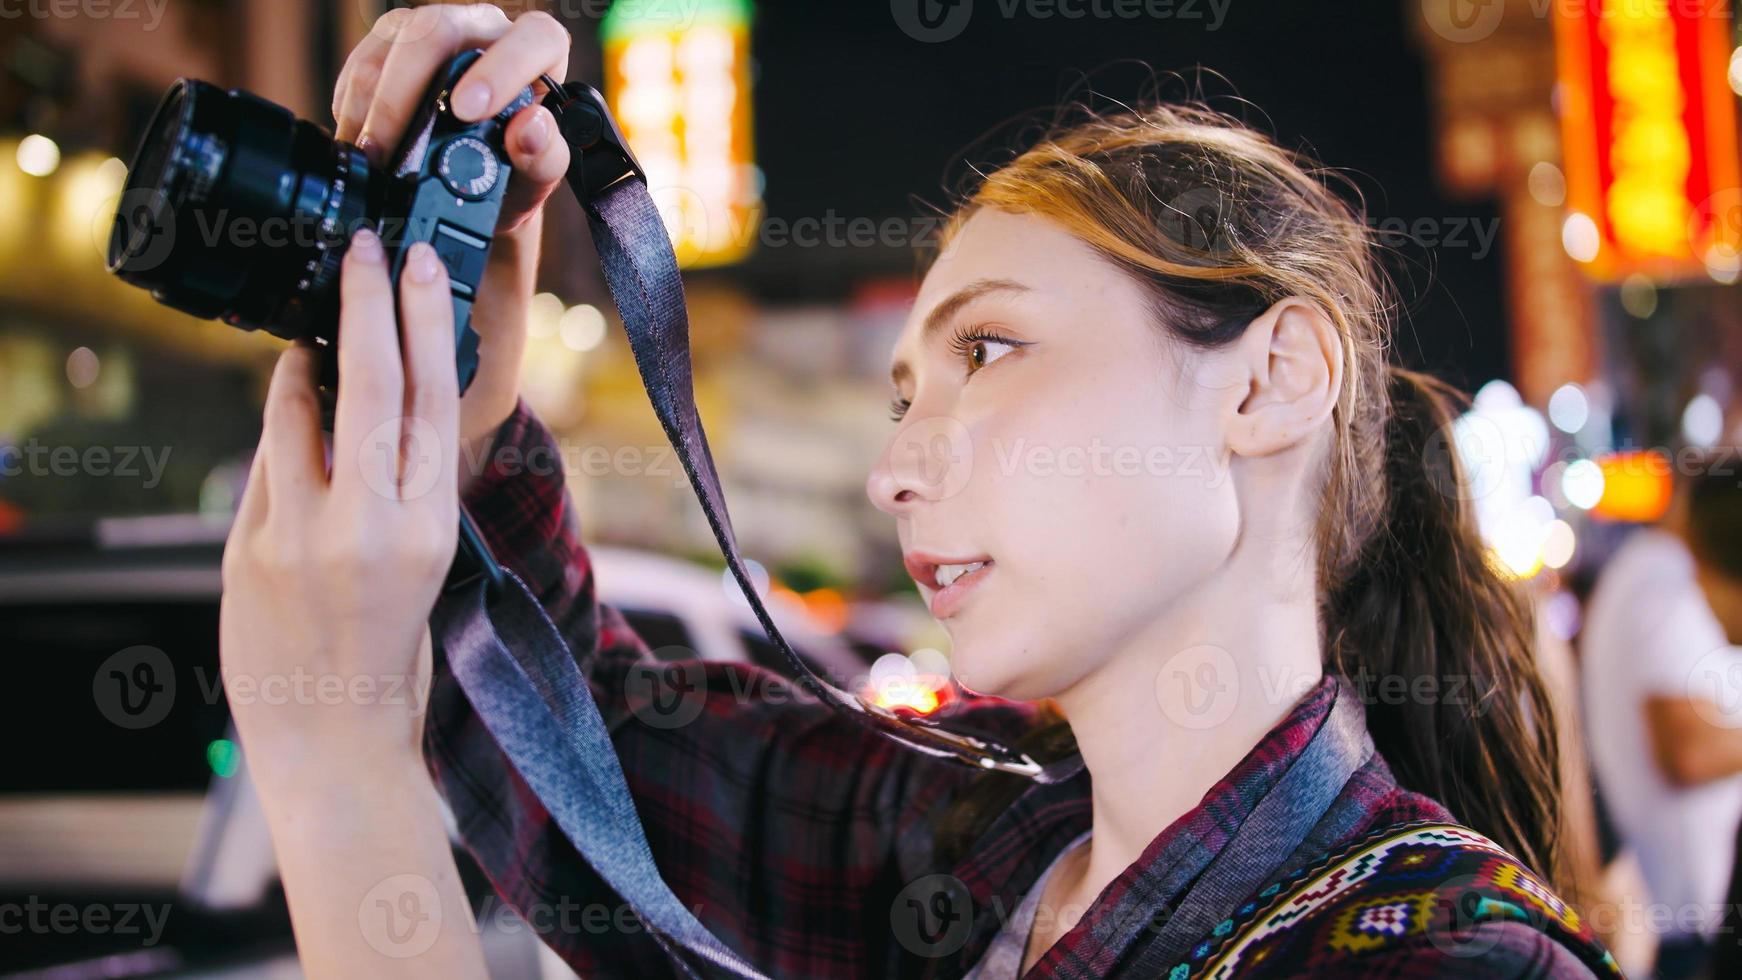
[961, 830, 1094, 979]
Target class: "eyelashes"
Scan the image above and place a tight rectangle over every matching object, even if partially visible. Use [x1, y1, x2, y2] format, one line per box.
[888, 324, 1028, 422]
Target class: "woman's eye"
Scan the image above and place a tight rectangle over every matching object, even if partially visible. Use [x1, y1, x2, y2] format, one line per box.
[886, 331, 1024, 423]
[952, 328, 1024, 375]
[967, 339, 1017, 373]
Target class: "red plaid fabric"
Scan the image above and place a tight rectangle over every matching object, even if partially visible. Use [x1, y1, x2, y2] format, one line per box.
[422, 402, 1602, 978]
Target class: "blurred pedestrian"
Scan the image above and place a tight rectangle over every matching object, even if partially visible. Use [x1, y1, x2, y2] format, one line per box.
[1584, 448, 1742, 979]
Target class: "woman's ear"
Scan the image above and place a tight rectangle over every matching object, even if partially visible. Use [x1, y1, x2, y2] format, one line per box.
[1226, 297, 1343, 458]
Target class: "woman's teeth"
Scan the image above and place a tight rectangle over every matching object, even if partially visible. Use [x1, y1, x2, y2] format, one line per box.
[936, 560, 987, 588]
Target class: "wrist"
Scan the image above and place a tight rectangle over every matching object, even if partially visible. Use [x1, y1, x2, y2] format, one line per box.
[241, 716, 428, 801]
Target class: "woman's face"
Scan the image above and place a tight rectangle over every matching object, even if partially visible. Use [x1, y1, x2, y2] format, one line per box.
[867, 208, 1247, 701]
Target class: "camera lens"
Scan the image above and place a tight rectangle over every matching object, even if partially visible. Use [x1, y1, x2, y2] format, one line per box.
[106, 79, 379, 343]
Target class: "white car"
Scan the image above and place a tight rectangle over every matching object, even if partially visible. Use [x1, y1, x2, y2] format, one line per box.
[0, 519, 873, 978]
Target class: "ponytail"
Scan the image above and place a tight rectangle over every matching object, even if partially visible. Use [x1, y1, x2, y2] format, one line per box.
[1325, 367, 1564, 885]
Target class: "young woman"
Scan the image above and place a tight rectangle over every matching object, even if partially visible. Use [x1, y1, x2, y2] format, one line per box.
[219, 7, 1619, 977]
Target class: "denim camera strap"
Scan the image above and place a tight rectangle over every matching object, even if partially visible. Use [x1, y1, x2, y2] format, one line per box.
[433, 570, 754, 978]
[1126, 680, 1374, 974]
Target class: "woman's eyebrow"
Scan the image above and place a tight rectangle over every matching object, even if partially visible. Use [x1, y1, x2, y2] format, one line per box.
[889, 278, 1032, 388]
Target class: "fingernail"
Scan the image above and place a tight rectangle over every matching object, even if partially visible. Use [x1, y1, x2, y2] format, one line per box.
[518, 110, 550, 156]
[453, 82, 490, 120]
[351, 227, 383, 262]
[356, 133, 383, 167]
[407, 242, 442, 283]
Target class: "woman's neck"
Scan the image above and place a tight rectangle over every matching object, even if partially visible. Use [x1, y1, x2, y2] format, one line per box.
[1047, 573, 1326, 911]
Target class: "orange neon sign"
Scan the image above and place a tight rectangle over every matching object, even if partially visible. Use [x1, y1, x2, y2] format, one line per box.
[1553, 0, 1742, 282]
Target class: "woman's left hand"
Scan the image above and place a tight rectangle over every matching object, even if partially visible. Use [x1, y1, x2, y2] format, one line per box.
[220, 226, 459, 776]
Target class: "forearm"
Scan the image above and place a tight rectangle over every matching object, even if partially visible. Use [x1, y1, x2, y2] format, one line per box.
[254, 744, 489, 978]
[1646, 695, 1742, 786]
[458, 211, 541, 498]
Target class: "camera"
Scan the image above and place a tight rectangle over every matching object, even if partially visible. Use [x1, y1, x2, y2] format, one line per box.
[106, 49, 532, 395]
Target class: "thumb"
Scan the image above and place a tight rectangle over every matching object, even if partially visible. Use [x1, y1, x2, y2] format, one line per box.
[498, 104, 571, 234]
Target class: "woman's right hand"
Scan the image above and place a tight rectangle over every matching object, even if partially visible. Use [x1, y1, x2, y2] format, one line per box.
[331, 3, 574, 490]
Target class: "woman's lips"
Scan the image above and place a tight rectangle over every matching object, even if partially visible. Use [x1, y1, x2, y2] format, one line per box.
[927, 560, 994, 619]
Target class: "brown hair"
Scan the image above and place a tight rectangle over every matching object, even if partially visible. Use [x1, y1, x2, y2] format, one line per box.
[929, 101, 1564, 884]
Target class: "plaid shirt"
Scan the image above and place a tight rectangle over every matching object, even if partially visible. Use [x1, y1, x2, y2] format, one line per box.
[423, 401, 1603, 979]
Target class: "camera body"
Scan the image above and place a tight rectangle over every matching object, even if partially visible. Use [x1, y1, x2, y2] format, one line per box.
[108, 49, 532, 396]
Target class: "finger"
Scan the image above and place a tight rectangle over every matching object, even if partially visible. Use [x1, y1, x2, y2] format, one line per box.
[449, 10, 569, 123]
[333, 54, 383, 144]
[357, 2, 511, 164]
[261, 344, 329, 507]
[396, 241, 459, 505]
[234, 444, 269, 531]
[332, 226, 404, 498]
[331, 5, 405, 142]
[499, 104, 571, 233]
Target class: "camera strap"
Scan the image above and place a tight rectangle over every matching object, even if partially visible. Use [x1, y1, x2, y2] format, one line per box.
[431, 79, 1081, 977]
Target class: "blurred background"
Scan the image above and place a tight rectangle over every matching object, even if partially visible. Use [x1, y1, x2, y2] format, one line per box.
[2, 0, 1741, 976]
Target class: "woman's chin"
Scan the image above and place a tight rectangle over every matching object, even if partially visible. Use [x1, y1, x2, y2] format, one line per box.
[950, 657, 1043, 702]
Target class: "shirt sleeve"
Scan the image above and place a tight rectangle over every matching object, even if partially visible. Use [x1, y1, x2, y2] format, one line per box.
[1636, 584, 1735, 702]
[420, 400, 1045, 980]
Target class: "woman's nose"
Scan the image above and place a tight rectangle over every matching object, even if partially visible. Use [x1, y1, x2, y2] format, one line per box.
[866, 415, 975, 515]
